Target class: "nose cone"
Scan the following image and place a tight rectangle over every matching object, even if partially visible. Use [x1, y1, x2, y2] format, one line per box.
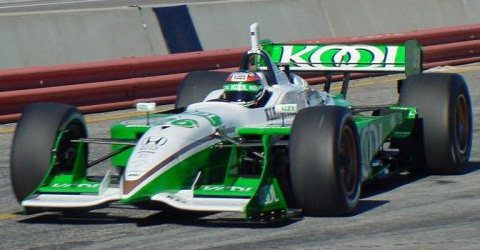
[122, 113, 220, 195]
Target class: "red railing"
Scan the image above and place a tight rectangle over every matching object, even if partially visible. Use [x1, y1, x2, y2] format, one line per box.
[2, 23, 480, 123]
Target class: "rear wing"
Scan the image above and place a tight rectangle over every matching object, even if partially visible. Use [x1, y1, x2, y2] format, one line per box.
[247, 23, 422, 96]
[260, 40, 423, 77]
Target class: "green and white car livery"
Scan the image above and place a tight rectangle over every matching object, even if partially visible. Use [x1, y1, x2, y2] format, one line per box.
[262, 39, 422, 75]
[10, 23, 472, 221]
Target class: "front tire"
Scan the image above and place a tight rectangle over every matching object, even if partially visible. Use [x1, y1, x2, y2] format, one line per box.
[289, 106, 361, 216]
[10, 103, 87, 202]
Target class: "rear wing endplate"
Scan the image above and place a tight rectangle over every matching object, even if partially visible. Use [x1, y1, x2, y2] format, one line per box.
[260, 40, 423, 77]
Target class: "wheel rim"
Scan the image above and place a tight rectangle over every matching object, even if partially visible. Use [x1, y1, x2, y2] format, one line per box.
[455, 94, 469, 154]
[339, 125, 358, 198]
[57, 121, 85, 170]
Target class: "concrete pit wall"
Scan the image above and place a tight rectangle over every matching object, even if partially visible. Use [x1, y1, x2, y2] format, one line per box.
[2, 0, 480, 69]
[0, 7, 168, 69]
[188, 0, 334, 51]
[189, 0, 480, 50]
[321, 0, 480, 37]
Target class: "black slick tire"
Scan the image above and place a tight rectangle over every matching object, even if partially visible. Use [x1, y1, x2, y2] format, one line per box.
[10, 103, 87, 202]
[175, 71, 230, 108]
[399, 73, 472, 174]
[289, 106, 361, 216]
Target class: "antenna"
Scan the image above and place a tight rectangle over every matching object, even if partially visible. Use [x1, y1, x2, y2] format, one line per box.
[249, 23, 260, 53]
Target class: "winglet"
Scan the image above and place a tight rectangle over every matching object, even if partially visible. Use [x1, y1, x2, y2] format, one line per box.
[405, 39, 423, 76]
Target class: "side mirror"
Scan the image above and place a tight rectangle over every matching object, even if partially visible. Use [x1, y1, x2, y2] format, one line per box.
[136, 102, 156, 125]
[136, 102, 156, 112]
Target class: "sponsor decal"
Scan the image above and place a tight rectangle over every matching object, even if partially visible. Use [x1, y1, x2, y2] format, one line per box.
[201, 185, 253, 192]
[274, 104, 298, 114]
[224, 83, 261, 92]
[272, 44, 403, 70]
[227, 72, 260, 82]
[51, 183, 99, 188]
[258, 185, 279, 205]
[229, 73, 249, 81]
[360, 123, 383, 167]
[165, 194, 187, 204]
[143, 136, 167, 146]
[360, 116, 403, 166]
[170, 119, 199, 128]
[138, 136, 167, 153]
[264, 107, 295, 121]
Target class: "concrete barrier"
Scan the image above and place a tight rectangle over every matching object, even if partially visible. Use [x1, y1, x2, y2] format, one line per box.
[322, 0, 477, 37]
[2, 0, 480, 68]
[189, 0, 480, 51]
[294, 24, 480, 46]
[188, 0, 334, 50]
[0, 7, 168, 69]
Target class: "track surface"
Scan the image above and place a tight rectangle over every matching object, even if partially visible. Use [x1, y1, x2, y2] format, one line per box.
[1, 65, 480, 249]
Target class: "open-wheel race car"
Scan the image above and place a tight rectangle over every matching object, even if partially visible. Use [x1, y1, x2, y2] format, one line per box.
[10, 24, 472, 222]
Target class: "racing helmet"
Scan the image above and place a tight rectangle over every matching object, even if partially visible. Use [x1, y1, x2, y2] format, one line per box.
[223, 71, 266, 107]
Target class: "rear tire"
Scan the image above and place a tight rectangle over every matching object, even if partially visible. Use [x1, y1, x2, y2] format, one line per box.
[10, 103, 87, 202]
[289, 106, 361, 216]
[175, 71, 230, 108]
[399, 73, 472, 174]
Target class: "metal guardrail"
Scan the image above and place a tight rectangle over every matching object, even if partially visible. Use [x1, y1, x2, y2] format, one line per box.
[2, 23, 480, 123]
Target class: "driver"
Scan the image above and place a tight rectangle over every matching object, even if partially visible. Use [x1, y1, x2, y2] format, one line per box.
[223, 71, 268, 108]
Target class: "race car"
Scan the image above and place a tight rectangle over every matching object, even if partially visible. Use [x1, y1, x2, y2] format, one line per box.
[10, 23, 472, 221]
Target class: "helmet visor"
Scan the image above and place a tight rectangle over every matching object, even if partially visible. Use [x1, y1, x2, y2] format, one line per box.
[224, 91, 259, 103]
[224, 82, 263, 103]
